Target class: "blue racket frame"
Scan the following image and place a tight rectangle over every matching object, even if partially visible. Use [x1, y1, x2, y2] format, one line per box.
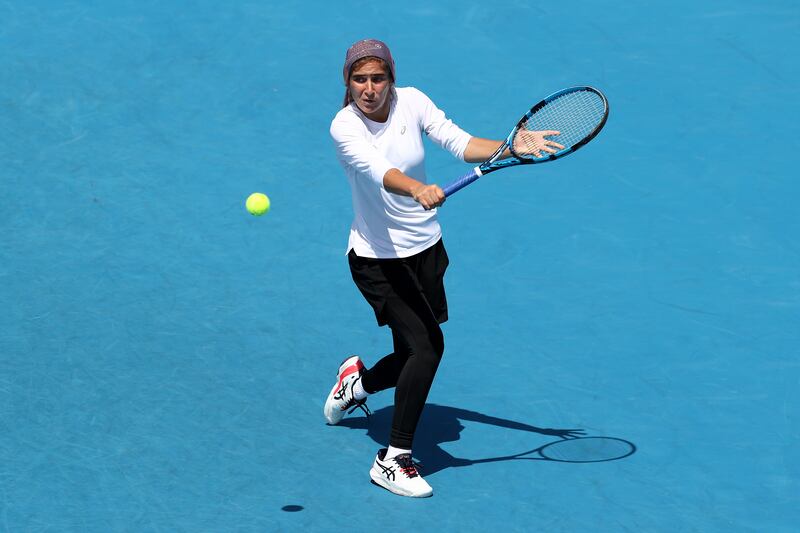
[442, 86, 609, 197]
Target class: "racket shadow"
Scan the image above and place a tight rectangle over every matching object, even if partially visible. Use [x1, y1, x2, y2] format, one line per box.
[338, 403, 637, 475]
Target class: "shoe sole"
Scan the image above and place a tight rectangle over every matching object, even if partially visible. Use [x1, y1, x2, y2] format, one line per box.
[323, 356, 363, 425]
[369, 469, 433, 498]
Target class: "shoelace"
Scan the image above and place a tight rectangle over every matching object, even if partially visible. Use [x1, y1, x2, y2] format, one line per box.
[346, 397, 371, 417]
[393, 454, 421, 479]
[335, 378, 371, 417]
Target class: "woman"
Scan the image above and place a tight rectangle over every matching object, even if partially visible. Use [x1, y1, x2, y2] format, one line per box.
[324, 38, 562, 498]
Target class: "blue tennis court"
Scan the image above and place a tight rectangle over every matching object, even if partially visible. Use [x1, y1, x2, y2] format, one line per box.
[2, 1, 798, 531]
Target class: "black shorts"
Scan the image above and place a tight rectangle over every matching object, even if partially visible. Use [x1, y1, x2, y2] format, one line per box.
[348, 239, 450, 327]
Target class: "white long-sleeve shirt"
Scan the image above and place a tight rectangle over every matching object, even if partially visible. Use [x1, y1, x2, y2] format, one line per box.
[330, 87, 472, 259]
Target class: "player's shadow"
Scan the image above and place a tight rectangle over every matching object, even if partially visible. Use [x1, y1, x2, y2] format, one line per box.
[338, 403, 606, 475]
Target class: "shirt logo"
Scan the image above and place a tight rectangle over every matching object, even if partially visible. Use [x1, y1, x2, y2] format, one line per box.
[400, 125, 406, 135]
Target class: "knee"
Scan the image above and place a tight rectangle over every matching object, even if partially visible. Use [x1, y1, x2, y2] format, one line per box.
[396, 323, 444, 364]
[417, 332, 444, 364]
[434, 334, 444, 359]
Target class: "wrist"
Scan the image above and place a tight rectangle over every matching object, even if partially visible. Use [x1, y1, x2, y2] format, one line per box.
[409, 182, 425, 199]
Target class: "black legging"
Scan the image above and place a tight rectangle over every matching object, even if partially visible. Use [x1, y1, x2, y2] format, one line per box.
[354, 255, 446, 450]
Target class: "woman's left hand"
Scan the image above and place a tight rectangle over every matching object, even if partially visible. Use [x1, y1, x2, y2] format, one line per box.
[512, 130, 564, 158]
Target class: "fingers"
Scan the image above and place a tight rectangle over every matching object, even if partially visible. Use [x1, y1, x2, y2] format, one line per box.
[412, 184, 445, 210]
[540, 131, 564, 154]
[422, 186, 445, 210]
[540, 142, 563, 155]
[515, 130, 565, 157]
[535, 131, 563, 149]
[433, 186, 445, 208]
[545, 139, 565, 150]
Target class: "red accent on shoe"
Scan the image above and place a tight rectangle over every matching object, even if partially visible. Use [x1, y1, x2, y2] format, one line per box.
[400, 466, 418, 477]
[335, 360, 364, 391]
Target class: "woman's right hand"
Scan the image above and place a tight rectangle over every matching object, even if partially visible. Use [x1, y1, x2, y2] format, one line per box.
[411, 184, 446, 210]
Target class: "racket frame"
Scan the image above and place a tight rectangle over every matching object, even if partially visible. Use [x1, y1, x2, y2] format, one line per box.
[443, 86, 609, 197]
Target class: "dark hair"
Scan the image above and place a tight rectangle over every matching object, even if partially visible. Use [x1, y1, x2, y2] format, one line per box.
[349, 57, 394, 82]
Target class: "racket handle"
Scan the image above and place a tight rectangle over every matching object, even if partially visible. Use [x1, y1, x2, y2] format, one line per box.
[442, 167, 483, 197]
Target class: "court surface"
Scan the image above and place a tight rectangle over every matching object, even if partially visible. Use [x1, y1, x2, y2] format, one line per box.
[1, 1, 798, 531]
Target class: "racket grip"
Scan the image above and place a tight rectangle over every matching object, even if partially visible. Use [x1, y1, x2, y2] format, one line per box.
[442, 167, 482, 197]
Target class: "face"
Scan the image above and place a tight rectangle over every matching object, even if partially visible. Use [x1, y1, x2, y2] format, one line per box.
[348, 59, 392, 122]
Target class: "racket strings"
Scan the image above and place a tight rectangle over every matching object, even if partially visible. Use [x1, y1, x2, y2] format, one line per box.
[516, 90, 606, 160]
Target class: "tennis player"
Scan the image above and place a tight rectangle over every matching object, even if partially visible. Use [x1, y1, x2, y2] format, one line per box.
[324, 38, 562, 498]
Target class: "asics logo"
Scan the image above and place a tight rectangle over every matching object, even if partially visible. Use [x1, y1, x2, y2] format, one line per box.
[378, 463, 396, 481]
[333, 381, 349, 401]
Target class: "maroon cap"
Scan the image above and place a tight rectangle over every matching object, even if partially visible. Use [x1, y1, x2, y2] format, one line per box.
[342, 38, 396, 85]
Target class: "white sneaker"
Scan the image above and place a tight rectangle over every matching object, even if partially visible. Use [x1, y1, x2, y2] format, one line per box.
[369, 449, 433, 498]
[324, 356, 370, 425]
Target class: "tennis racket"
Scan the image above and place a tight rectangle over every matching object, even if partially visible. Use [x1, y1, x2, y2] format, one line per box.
[442, 86, 609, 197]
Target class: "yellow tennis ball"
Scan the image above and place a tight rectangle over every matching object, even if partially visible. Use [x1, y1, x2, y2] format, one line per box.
[246, 192, 270, 216]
